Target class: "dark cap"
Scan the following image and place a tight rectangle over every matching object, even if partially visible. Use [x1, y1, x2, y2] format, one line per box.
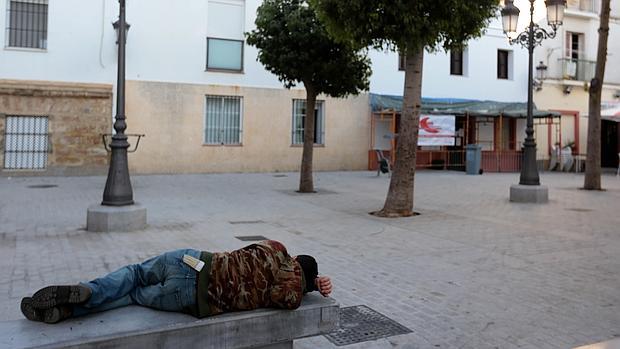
[296, 255, 318, 292]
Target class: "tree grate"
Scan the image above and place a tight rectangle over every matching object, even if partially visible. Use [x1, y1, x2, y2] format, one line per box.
[324, 305, 412, 346]
[235, 235, 269, 241]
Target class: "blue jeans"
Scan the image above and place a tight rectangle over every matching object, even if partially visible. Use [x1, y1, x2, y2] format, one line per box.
[73, 249, 200, 317]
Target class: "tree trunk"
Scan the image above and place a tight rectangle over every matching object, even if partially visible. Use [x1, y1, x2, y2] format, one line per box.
[299, 84, 317, 193]
[584, 0, 610, 190]
[374, 47, 424, 217]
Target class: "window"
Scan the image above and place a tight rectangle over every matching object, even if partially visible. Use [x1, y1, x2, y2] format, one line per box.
[6, 0, 48, 49]
[204, 95, 243, 145]
[564, 32, 591, 80]
[292, 99, 325, 145]
[398, 54, 406, 71]
[206, 0, 244, 72]
[4, 115, 49, 169]
[206, 38, 243, 71]
[450, 50, 463, 76]
[497, 50, 510, 79]
[566, 32, 584, 60]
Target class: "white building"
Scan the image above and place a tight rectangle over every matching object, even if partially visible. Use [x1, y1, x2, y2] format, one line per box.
[0, 0, 532, 175]
[534, 0, 620, 169]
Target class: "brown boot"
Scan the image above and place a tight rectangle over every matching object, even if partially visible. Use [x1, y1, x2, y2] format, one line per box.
[32, 285, 92, 309]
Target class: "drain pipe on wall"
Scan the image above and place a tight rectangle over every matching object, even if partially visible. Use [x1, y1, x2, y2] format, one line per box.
[99, 0, 106, 69]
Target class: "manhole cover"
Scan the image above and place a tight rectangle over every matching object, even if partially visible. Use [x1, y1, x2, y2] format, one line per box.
[235, 235, 269, 241]
[566, 208, 593, 212]
[27, 184, 58, 189]
[325, 305, 412, 346]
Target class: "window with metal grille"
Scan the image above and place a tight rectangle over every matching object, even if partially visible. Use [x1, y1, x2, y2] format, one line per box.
[6, 0, 48, 49]
[398, 54, 406, 71]
[292, 99, 325, 145]
[204, 95, 243, 145]
[3, 116, 49, 169]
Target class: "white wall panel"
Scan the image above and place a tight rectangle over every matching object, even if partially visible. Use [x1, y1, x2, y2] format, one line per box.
[368, 21, 529, 102]
[208, 0, 245, 39]
[0, 0, 531, 103]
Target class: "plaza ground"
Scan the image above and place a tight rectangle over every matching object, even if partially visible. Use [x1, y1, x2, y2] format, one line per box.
[1, 170, 619, 349]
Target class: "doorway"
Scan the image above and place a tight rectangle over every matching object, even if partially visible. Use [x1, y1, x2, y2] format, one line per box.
[601, 120, 619, 168]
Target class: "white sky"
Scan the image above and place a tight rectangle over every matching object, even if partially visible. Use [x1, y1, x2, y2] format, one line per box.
[513, 0, 548, 31]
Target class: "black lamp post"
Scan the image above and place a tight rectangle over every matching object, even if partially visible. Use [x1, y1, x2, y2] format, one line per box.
[102, 0, 133, 206]
[501, 0, 566, 186]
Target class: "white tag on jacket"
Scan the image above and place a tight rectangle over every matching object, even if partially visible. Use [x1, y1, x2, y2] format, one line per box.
[183, 254, 204, 272]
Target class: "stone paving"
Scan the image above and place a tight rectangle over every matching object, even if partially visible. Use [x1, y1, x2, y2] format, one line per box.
[1, 170, 619, 349]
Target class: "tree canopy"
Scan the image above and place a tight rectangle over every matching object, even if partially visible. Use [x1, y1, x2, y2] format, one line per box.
[310, 0, 499, 53]
[246, 0, 371, 96]
[310, 0, 499, 216]
[247, 0, 371, 193]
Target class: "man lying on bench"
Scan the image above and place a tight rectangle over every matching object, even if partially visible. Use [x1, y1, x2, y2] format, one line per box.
[21, 240, 332, 324]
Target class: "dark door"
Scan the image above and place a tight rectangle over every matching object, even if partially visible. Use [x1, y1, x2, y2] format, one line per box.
[601, 120, 619, 168]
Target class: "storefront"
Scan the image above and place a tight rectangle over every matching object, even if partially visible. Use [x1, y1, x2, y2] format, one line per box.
[369, 94, 561, 173]
[601, 103, 620, 169]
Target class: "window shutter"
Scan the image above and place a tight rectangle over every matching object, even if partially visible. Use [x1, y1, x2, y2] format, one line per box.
[7, 0, 48, 49]
[4, 116, 49, 169]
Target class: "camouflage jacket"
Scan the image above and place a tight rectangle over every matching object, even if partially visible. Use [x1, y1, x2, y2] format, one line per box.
[191, 240, 304, 318]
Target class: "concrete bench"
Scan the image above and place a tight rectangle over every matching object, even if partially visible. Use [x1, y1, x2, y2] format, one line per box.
[0, 294, 339, 349]
[573, 337, 620, 349]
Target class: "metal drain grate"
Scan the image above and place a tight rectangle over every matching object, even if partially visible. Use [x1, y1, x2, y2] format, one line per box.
[27, 184, 58, 189]
[229, 220, 265, 225]
[566, 208, 593, 212]
[325, 305, 412, 346]
[235, 235, 269, 241]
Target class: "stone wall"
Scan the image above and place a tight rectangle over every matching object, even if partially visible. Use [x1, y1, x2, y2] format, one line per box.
[0, 80, 113, 176]
[125, 80, 371, 174]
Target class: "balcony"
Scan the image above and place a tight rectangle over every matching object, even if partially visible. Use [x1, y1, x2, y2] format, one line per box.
[558, 58, 596, 81]
[566, 0, 599, 14]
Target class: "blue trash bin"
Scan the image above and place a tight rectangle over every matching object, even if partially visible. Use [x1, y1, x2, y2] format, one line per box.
[465, 144, 482, 175]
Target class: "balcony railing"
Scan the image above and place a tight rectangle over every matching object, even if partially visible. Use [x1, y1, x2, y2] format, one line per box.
[558, 58, 596, 81]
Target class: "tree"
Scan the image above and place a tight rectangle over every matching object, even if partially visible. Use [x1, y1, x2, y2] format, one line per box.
[584, 0, 611, 190]
[246, 0, 371, 193]
[311, 0, 498, 216]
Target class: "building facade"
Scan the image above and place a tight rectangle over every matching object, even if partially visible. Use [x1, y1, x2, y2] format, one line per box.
[534, 0, 620, 169]
[1, 0, 530, 175]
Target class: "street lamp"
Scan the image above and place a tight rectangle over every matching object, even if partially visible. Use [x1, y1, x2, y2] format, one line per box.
[501, 0, 565, 189]
[534, 61, 548, 90]
[102, 0, 133, 206]
[536, 61, 548, 80]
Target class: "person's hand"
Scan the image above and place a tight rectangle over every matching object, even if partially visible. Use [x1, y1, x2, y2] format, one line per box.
[315, 276, 332, 297]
